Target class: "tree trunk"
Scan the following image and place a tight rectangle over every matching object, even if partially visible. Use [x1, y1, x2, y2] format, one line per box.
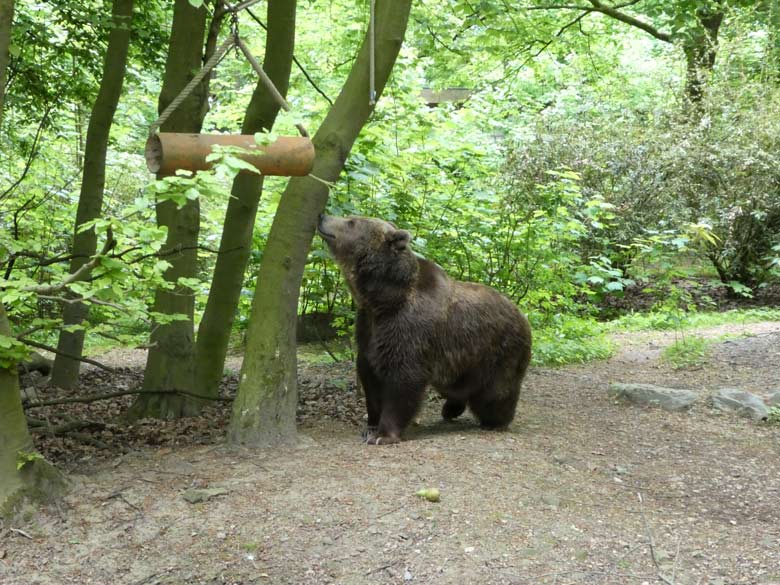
[0, 304, 66, 518]
[0, 0, 13, 120]
[194, 0, 296, 400]
[228, 0, 412, 446]
[127, 0, 214, 420]
[0, 1, 65, 515]
[50, 0, 135, 389]
[683, 5, 724, 105]
[768, 0, 780, 79]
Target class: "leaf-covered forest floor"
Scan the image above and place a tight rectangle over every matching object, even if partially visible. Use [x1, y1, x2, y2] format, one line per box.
[2, 321, 780, 585]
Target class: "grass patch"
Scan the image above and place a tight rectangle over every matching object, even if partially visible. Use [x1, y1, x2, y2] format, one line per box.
[661, 336, 711, 369]
[610, 308, 780, 333]
[297, 315, 615, 368]
[297, 339, 353, 365]
[768, 407, 780, 425]
[530, 315, 614, 366]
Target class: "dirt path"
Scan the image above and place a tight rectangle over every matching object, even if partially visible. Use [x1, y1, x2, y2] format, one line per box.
[2, 323, 780, 585]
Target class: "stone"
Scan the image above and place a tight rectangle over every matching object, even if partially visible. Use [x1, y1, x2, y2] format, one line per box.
[20, 387, 39, 403]
[608, 383, 697, 412]
[182, 487, 228, 504]
[711, 389, 769, 421]
[765, 390, 780, 407]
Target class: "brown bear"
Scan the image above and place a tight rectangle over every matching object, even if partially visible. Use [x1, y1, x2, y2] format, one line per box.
[317, 214, 532, 445]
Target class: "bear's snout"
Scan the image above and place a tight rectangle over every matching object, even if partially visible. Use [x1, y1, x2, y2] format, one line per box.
[317, 214, 337, 240]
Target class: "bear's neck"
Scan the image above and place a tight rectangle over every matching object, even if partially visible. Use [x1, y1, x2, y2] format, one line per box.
[353, 253, 418, 313]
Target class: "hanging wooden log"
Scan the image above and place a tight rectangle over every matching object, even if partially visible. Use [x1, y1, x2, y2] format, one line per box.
[145, 133, 315, 177]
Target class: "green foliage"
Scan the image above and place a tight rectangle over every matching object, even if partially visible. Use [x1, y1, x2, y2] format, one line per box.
[4, 0, 780, 374]
[530, 315, 614, 366]
[16, 450, 44, 471]
[662, 335, 711, 369]
[0, 143, 242, 361]
[0, 334, 29, 369]
[612, 308, 780, 332]
[509, 79, 780, 288]
[768, 407, 780, 425]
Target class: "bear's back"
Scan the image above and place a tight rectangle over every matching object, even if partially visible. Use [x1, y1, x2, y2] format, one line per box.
[409, 259, 530, 383]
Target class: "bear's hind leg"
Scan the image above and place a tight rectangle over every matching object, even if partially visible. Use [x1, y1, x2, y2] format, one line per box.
[439, 371, 480, 421]
[468, 386, 520, 430]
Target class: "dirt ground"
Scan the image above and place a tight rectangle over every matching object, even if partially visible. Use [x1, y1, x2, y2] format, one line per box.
[2, 321, 780, 585]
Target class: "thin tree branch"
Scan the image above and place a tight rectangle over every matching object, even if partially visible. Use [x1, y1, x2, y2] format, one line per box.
[588, 0, 672, 42]
[524, 0, 672, 43]
[28, 419, 105, 433]
[0, 107, 51, 202]
[124, 243, 238, 266]
[18, 338, 116, 373]
[24, 387, 232, 409]
[37, 295, 126, 312]
[638, 492, 675, 585]
[413, 17, 466, 55]
[244, 7, 334, 106]
[22, 228, 117, 295]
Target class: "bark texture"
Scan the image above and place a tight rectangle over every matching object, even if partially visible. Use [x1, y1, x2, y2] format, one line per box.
[0, 305, 65, 518]
[51, 0, 135, 388]
[0, 0, 13, 119]
[683, 5, 724, 105]
[228, 0, 412, 446]
[194, 0, 296, 400]
[128, 0, 213, 420]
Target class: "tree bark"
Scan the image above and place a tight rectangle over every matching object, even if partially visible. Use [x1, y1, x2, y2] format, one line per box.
[0, 2, 66, 516]
[683, 5, 724, 105]
[0, 304, 66, 518]
[127, 0, 215, 420]
[768, 0, 780, 79]
[0, 0, 13, 120]
[194, 0, 296, 400]
[228, 0, 412, 446]
[50, 0, 135, 389]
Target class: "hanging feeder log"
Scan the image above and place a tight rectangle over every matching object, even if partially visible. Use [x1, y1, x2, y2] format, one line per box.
[145, 133, 315, 177]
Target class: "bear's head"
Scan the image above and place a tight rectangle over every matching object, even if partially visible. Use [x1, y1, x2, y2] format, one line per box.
[317, 214, 417, 306]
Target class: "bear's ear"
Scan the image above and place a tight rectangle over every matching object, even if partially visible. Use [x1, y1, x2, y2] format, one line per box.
[388, 229, 411, 251]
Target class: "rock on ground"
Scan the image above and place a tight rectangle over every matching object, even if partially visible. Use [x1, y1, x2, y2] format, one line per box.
[711, 388, 769, 421]
[608, 383, 698, 411]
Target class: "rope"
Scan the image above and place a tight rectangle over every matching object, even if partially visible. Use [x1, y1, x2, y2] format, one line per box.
[369, 0, 376, 105]
[225, 0, 264, 13]
[148, 33, 237, 136]
[235, 36, 309, 137]
[148, 1, 310, 138]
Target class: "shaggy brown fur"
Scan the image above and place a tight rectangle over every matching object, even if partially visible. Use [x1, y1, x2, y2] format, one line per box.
[318, 214, 532, 445]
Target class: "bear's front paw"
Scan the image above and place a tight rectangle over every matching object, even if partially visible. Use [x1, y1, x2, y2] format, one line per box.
[366, 434, 401, 446]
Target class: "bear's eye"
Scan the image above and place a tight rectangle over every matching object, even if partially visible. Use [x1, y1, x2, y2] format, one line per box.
[347, 219, 356, 228]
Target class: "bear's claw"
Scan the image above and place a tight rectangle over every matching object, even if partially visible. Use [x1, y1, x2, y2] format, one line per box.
[366, 434, 401, 446]
[362, 425, 378, 443]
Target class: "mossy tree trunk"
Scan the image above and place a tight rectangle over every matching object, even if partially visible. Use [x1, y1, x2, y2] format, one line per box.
[228, 0, 412, 446]
[127, 0, 216, 420]
[768, 0, 780, 79]
[51, 0, 135, 389]
[683, 4, 724, 106]
[0, 0, 13, 120]
[0, 0, 63, 517]
[0, 305, 65, 518]
[194, 0, 296, 400]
